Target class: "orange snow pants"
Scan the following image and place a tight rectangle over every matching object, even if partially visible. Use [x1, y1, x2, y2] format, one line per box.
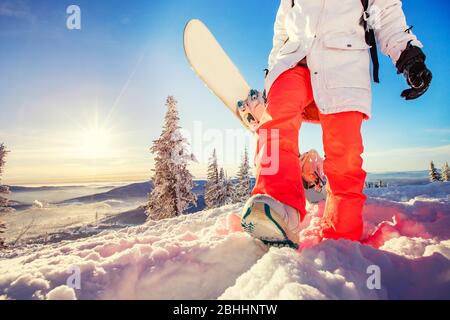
[252, 66, 367, 241]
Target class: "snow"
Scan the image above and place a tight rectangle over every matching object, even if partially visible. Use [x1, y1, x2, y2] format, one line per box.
[0, 183, 449, 300]
[364, 182, 450, 203]
[381, 237, 450, 259]
[2, 200, 140, 243]
[220, 239, 450, 300]
[0, 205, 266, 300]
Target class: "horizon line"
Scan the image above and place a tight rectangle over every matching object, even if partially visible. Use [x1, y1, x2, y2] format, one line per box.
[4, 169, 432, 187]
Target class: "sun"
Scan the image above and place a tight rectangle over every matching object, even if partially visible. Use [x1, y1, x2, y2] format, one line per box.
[78, 116, 114, 160]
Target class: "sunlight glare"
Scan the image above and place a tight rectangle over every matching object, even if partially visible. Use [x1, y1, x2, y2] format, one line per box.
[79, 115, 114, 160]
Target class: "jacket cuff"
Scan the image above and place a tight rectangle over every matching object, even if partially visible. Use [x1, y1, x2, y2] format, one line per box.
[389, 39, 423, 65]
[396, 42, 426, 73]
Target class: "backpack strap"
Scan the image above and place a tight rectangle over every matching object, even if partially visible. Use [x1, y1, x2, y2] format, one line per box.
[361, 0, 380, 83]
[291, 0, 379, 83]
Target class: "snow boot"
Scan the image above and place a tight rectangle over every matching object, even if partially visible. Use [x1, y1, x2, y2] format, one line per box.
[241, 195, 301, 249]
[301, 149, 326, 192]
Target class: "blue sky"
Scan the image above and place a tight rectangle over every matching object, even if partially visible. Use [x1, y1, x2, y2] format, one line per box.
[0, 0, 449, 185]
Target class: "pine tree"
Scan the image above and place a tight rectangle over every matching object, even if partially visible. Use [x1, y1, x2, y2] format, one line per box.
[146, 96, 197, 220]
[442, 162, 450, 182]
[0, 143, 9, 249]
[0, 219, 5, 249]
[429, 161, 442, 182]
[218, 168, 227, 206]
[233, 147, 252, 203]
[217, 168, 231, 206]
[205, 149, 222, 209]
[222, 170, 235, 205]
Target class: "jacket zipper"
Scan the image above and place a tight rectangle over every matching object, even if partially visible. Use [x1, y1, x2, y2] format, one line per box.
[310, 0, 326, 101]
[315, 0, 326, 36]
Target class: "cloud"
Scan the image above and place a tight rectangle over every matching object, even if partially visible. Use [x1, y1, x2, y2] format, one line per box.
[46, 286, 77, 300]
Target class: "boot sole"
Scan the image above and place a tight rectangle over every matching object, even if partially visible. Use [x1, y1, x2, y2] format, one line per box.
[241, 202, 299, 250]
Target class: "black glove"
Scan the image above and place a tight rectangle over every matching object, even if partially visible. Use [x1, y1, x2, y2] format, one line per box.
[396, 43, 432, 100]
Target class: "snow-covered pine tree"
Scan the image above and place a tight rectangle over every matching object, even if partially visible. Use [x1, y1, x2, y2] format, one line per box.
[146, 96, 197, 220]
[0, 143, 9, 249]
[204, 149, 222, 209]
[223, 170, 236, 205]
[218, 168, 226, 206]
[233, 147, 252, 203]
[0, 219, 5, 249]
[429, 161, 442, 182]
[442, 162, 450, 182]
[217, 168, 231, 206]
[0, 144, 9, 212]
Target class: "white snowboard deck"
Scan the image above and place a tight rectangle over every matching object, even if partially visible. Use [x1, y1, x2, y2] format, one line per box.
[184, 19, 250, 128]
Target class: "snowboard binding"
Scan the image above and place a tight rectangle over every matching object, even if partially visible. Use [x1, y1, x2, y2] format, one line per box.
[241, 195, 300, 250]
[301, 150, 326, 193]
[237, 89, 266, 132]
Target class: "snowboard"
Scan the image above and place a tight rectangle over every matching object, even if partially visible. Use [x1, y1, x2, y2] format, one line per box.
[183, 19, 250, 129]
[183, 19, 327, 203]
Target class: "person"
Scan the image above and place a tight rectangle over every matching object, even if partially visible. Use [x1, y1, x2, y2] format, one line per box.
[240, 0, 432, 248]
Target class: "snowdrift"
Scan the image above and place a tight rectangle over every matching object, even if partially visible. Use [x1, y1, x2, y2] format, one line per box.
[221, 239, 449, 300]
[0, 183, 449, 300]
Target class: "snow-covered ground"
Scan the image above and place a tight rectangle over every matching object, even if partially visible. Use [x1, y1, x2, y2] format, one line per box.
[2, 200, 143, 243]
[0, 183, 449, 300]
[2, 181, 208, 244]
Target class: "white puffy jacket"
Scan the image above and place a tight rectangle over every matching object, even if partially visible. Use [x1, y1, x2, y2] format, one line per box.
[265, 0, 423, 119]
